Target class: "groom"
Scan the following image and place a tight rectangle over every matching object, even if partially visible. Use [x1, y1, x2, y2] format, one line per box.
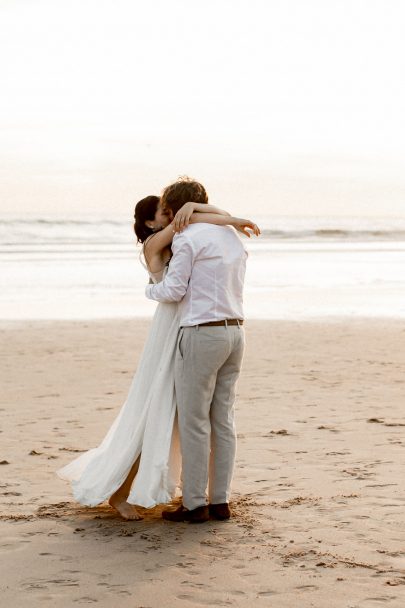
[145, 177, 247, 523]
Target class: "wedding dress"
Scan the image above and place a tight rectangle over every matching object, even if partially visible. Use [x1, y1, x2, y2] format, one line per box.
[57, 264, 182, 508]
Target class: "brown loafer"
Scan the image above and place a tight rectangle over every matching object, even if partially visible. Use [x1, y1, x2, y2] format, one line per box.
[209, 503, 231, 520]
[162, 504, 209, 523]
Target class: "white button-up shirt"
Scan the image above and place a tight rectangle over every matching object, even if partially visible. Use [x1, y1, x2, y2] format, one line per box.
[145, 223, 247, 327]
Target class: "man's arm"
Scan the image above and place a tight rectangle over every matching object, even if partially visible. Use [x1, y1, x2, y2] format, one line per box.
[145, 232, 195, 303]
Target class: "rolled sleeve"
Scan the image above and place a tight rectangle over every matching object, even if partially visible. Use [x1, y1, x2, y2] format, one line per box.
[145, 233, 195, 303]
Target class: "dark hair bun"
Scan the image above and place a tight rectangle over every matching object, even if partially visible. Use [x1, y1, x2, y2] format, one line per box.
[134, 195, 160, 243]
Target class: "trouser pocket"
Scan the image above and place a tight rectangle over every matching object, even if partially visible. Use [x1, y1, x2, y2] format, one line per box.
[177, 327, 185, 360]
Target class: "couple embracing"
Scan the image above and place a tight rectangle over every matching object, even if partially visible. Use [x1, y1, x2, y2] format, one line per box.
[58, 177, 260, 523]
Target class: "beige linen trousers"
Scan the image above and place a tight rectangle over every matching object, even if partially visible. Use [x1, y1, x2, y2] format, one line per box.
[175, 324, 245, 510]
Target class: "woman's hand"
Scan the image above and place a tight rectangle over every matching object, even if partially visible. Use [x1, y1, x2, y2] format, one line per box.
[173, 202, 196, 233]
[231, 218, 261, 238]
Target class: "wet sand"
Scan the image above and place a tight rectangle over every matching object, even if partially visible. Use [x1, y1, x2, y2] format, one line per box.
[1, 318, 405, 607]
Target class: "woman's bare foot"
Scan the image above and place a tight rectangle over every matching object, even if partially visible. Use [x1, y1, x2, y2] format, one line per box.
[109, 496, 143, 521]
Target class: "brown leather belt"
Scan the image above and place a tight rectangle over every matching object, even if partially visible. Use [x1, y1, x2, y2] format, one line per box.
[198, 319, 243, 327]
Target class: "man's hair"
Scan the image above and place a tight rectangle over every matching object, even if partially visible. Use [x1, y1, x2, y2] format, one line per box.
[161, 176, 208, 215]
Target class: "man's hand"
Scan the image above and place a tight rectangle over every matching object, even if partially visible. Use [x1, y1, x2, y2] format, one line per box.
[231, 218, 261, 238]
[173, 202, 195, 233]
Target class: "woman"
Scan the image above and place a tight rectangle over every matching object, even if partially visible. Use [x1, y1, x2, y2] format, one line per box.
[57, 196, 259, 520]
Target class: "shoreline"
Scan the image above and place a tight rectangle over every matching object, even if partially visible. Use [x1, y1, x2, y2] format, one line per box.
[2, 313, 405, 326]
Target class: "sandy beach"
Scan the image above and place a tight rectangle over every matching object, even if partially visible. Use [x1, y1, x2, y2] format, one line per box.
[1, 318, 405, 607]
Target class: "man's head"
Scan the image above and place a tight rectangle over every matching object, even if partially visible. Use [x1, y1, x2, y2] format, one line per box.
[161, 176, 208, 219]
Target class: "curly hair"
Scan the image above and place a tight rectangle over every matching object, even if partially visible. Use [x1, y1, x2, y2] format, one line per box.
[160, 176, 208, 215]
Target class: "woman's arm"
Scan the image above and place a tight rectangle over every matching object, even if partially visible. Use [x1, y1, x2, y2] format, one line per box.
[143, 223, 174, 271]
[172, 202, 230, 232]
[188, 213, 260, 238]
[143, 205, 260, 272]
[192, 203, 231, 216]
[143, 202, 232, 268]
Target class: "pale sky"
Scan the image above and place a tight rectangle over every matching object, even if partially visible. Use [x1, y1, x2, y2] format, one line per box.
[1, 0, 405, 218]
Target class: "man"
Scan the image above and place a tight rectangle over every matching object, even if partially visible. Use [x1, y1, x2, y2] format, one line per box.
[145, 177, 248, 523]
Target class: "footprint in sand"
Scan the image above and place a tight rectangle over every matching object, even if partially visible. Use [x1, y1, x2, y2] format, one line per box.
[59, 447, 85, 453]
[317, 425, 340, 433]
[385, 579, 405, 587]
[177, 595, 232, 606]
[21, 581, 48, 591]
[180, 581, 211, 589]
[358, 598, 398, 605]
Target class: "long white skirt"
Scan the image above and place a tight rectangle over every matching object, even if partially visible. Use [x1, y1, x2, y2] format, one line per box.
[57, 302, 182, 508]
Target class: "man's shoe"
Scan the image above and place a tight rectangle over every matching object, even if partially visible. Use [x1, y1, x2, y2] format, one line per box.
[162, 504, 209, 523]
[209, 503, 231, 520]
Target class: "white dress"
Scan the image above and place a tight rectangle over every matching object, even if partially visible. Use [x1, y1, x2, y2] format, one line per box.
[57, 265, 182, 508]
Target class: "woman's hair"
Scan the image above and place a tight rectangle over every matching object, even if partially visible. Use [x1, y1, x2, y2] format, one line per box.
[133, 195, 160, 243]
[161, 176, 208, 216]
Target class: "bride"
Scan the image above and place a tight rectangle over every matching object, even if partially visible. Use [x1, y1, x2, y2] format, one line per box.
[57, 195, 259, 520]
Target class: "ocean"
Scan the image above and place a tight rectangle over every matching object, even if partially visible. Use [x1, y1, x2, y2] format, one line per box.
[1, 215, 405, 321]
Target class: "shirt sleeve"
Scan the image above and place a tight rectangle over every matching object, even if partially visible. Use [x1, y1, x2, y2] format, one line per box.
[145, 232, 195, 303]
